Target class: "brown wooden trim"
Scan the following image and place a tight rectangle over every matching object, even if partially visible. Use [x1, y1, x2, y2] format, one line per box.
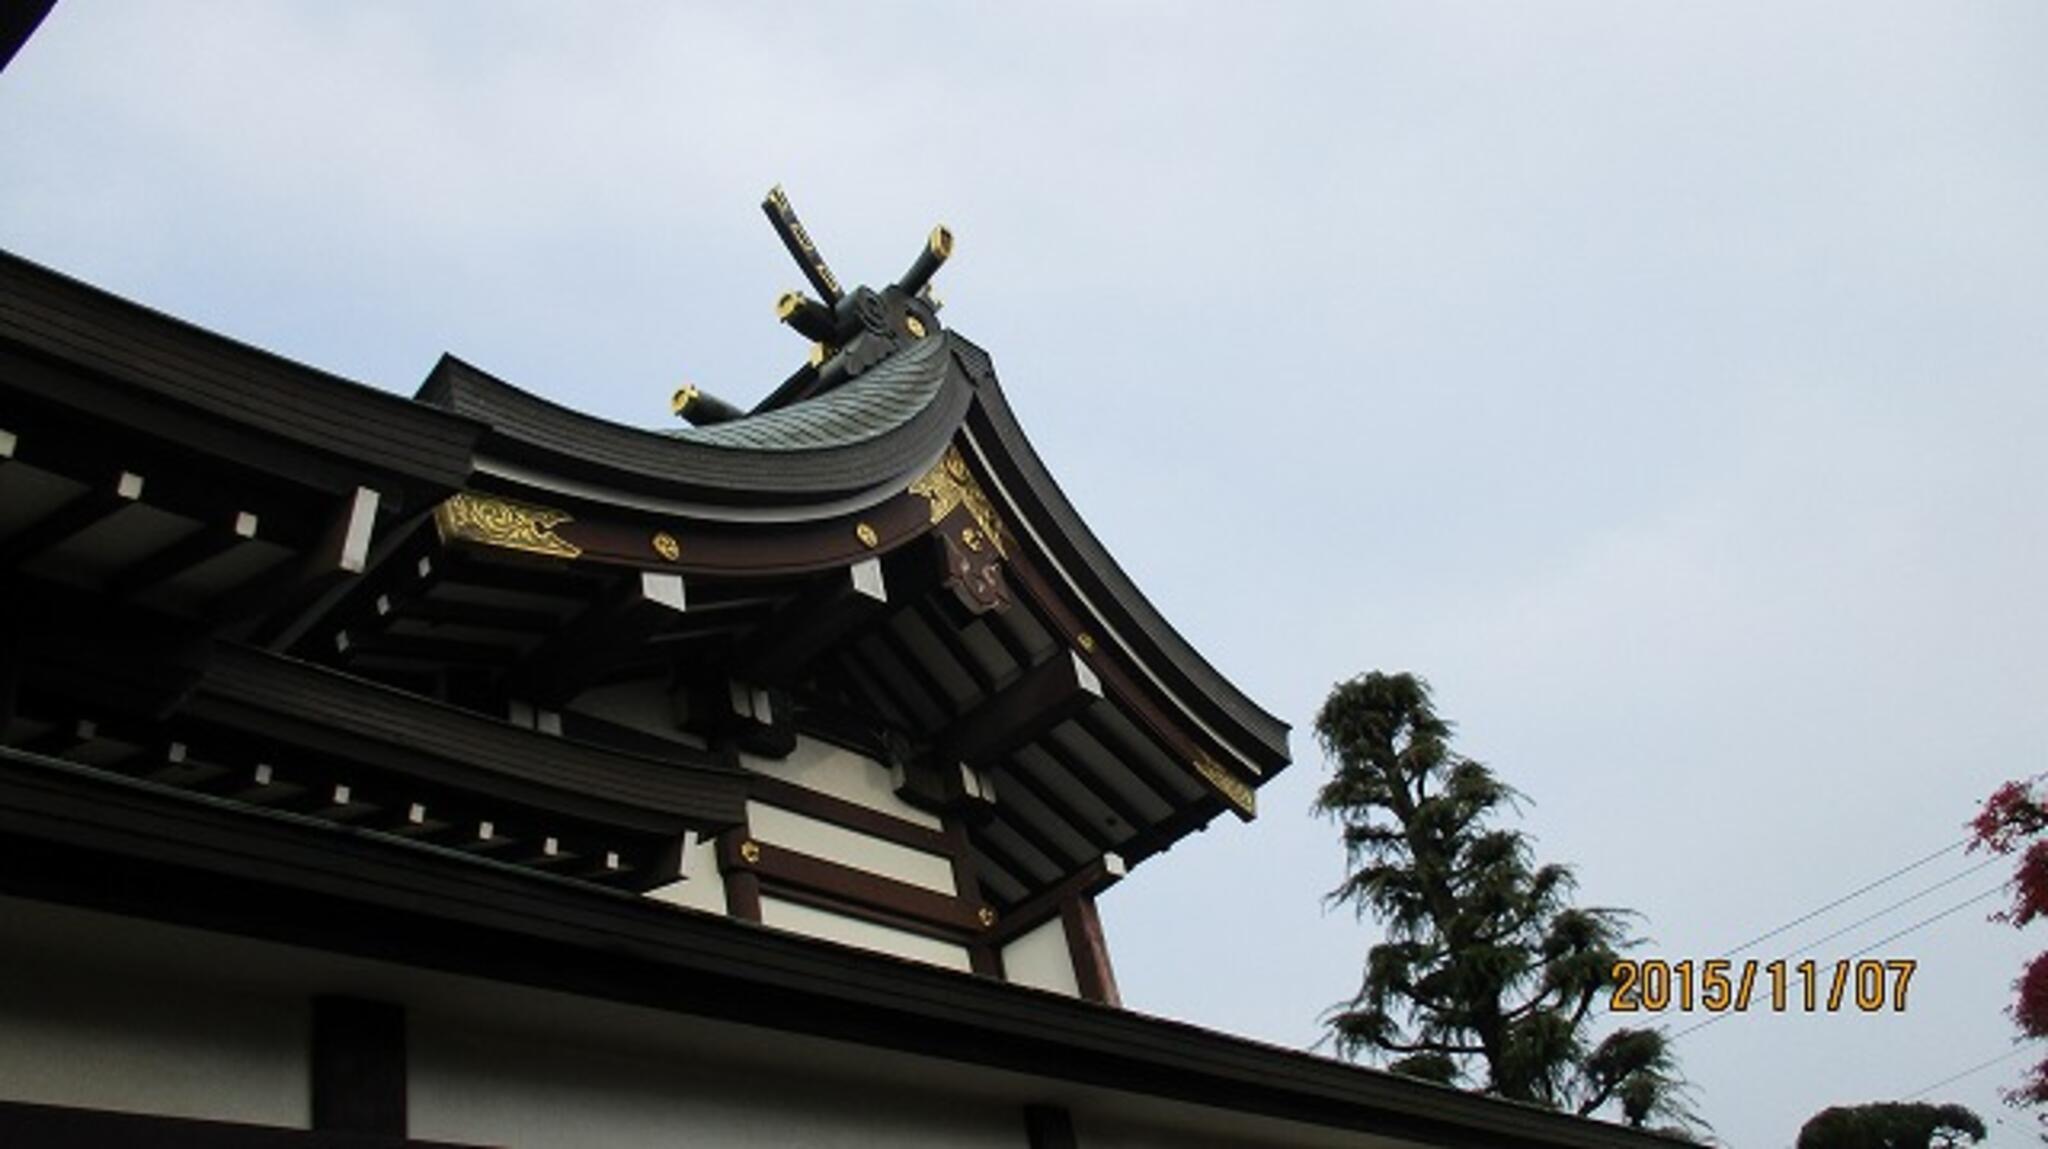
[936, 648, 1099, 768]
[1003, 550, 1256, 820]
[720, 834, 986, 937]
[535, 488, 937, 580]
[0, 468, 143, 569]
[945, 817, 1003, 977]
[717, 828, 763, 922]
[987, 856, 1124, 947]
[748, 773, 954, 857]
[756, 881, 978, 951]
[734, 561, 890, 684]
[1061, 895, 1121, 1007]
[108, 515, 258, 601]
[312, 996, 407, 1137]
[0, 1100, 481, 1148]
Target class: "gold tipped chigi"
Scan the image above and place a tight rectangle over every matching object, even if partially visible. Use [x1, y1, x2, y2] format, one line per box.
[671, 384, 700, 415]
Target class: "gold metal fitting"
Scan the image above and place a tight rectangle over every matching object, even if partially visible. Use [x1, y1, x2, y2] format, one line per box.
[738, 840, 762, 864]
[651, 532, 681, 562]
[1076, 631, 1097, 653]
[809, 342, 830, 368]
[904, 315, 927, 339]
[930, 225, 954, 260]
[855, 522, 879, 548]
[976, 906, 996, 928]
[671, 384, 699, 415]
[775, 291, 804, 320]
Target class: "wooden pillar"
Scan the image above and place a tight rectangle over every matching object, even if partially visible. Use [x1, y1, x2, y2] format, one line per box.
[310, 996, 406, 1138]
[1023, 1104, 1078, 1149]
[718, 828, 763, 922]
[1060, 895, 1121, 1007]
[944, 818, 1002, 978]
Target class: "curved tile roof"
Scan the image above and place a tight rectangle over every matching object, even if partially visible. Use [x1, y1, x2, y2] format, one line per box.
[666, 332, 949, 452]
[416, 336, 972, 505]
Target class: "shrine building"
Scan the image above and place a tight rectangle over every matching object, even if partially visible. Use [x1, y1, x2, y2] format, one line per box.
[0, 192, 1683, 1148]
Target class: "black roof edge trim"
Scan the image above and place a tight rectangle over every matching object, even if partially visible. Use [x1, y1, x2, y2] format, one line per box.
[957, 339, 1290, 769]
[0, 248, 484, 492]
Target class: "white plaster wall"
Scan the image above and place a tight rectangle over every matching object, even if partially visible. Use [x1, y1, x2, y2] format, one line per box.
[742, 736, 941, 830]
[644, 833, 727, 915]
[411, 1013, 1020, 1149]
[758, 896, 973, 972]
[746, 800, 957, 894]
[0, 910, 309, 1127]
[999, 916, 1080, 998]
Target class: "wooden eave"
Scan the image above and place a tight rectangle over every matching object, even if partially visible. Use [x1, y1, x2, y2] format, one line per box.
[959, 346, 1290, 773]
[0, 750, 1690, 1149]
[0, 250, 482, 503]
[189, 643, 749, 833]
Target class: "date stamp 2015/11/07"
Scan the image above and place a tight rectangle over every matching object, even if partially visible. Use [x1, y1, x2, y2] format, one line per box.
[1609, 958, 1916, 1013]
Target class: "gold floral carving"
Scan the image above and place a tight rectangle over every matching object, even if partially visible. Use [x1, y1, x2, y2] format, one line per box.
[1192, 753, 1257, 818]
[909, 446, 1008, 557]
[651, 531, 682, 561]
[434, 492, 582, 559]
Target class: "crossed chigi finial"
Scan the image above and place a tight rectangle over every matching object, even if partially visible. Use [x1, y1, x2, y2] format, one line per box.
[673, 188, 954, 427]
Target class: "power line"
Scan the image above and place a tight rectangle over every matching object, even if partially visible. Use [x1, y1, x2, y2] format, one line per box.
[1845, 885, 2006, 959]
[1669, 883, 2006, 1043]
[1720, 838, 1966, 958]
[1778, 854, 2005, 960]
[1902, 1045, 2030, 1101]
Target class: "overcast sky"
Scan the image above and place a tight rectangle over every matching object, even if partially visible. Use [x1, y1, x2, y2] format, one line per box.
[5, 3, 2045, 1144]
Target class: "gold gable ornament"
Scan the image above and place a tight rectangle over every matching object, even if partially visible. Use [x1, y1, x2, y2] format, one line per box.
[434, 492, 582, 559]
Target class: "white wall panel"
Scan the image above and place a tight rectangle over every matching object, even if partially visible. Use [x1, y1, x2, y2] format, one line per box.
[741, 736, 941, 831]
[645, 833, 727, 915]
[1000, 916, 1080, 998]
[758, 896, 972, 972]
[0, 918, 309, 1127]
[746, 800, 957, 895]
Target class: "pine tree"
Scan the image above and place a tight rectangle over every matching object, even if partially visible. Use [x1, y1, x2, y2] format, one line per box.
[1313, 671, 1692, 1128]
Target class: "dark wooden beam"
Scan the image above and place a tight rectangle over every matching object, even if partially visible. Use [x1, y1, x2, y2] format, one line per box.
[1062, 894, 1122, 1006]
[0, 470, 144, 569]
[878, 619, 971, 730]
[109, 511, 260, 600]
[1070, 709, 1186, 820]
[734, 558, 888, 684]
[712, 827, 761, 917]
[718, 833, 989, 939]
[1031, 731, 1156, 846]
[310, 996, 407, 1138]
[937, 649, 1101, 769]
[989, 753, 1115, 857]
[16, 717, 97, 759]
[335, 630, 521, 667]
[986, 853, 1126, 947]
[521, 571, 689, 704]
[235, 486, 386, 647]
[401, 595, 565, 634]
